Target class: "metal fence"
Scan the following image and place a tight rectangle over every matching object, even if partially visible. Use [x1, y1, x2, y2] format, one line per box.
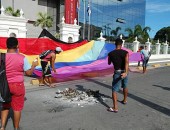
[150, 45, 156, 54]
[124, 42, 170, 54]
[168, 47, 170, 54]
[124, 43, 134, 51]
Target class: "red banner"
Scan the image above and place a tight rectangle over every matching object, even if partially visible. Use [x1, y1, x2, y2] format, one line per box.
[65, 0, 77, 24]
[0, 37, 88, 55]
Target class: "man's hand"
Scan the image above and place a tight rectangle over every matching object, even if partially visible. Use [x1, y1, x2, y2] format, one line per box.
[121, 72, 127, 78]
[52, 70, 57, 74]
[32, 58, 39, 67]
[25, 58, 39, 76]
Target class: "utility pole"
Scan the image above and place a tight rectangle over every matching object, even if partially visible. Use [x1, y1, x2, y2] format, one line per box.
[83, 0, 86, 39]
[87, 0, 91, 41]
[12, 0, 14, 10]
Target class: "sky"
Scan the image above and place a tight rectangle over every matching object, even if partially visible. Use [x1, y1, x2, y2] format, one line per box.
[146, 0, 170, 38]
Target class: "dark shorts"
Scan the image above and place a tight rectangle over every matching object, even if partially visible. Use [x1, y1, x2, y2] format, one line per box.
[112, 71, 128, 92]
[41, 61, 51, 77]
[142, 57, 149, 67]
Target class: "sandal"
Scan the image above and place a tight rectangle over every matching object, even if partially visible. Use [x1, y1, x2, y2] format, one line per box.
[120, 100, 127, 105]
[107, 108, 118, 113]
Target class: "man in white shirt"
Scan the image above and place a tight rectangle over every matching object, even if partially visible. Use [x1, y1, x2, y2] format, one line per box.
[140, 46, 151, 73]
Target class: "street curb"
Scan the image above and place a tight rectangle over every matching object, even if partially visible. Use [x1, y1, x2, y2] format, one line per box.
[152, 64, 161, 67]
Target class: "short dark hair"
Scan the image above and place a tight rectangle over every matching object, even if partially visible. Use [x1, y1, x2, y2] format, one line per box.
[141, 46, 144, 49]
[115, 38, 123, 46]
[6, 37, 18, 49]
[9, 32, 16, 38]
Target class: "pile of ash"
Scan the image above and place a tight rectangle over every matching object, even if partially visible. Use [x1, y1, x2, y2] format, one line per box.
[55, 88, 106, 106]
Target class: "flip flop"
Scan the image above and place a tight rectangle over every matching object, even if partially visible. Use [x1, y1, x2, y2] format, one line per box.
[107, 108, 118, 113]
[120, 100, 127, 105]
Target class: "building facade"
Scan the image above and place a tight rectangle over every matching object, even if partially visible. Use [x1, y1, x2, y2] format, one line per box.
[1, 0, 65, 37]
[78, 0, 146, 40]
[0, 0, 146, 40]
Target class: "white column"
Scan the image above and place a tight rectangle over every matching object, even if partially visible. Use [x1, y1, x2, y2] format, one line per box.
[155, 40, 160, 55]
[145, 38, 151, 51]
[163, 41, 169, 54]
[120, 34, 125, 47]
[97, 32, 106, 41]
[133, 37, 140, 52]
[58, 17, 81, 43]
[0, 7, 27, 38]
[0, 6, 5, 16]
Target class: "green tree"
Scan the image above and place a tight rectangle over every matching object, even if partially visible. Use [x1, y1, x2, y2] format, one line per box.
[34, 12, 53, 29]
[125, 24, 151, 43]
[5, 6, 20, 17]
[154, 26, 170, 43]
[110, 27, 121, 39]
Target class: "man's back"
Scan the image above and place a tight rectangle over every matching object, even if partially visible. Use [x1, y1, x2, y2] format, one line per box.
[6, 53, 25, 83]
[41, 51, 55, 62]
[108, 49, 128, 70]
[140, 49, 149, 58]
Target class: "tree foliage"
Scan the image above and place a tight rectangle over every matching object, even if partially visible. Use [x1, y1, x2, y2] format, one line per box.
[5, 6, 20, 17]
[125, 24, 151, 43]
[154, 26, 170, 43]
[110, 27, 121, 39]
[34, 12, 53, 29]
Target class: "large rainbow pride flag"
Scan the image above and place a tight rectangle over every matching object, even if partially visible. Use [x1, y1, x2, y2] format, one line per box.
[0, 37, 141, 82]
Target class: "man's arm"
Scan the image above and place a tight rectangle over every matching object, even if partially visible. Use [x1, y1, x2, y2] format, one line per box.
[25, 58, 38, 76]
[51, 53, 56, 72]
[121, 53, 129, 78]
[140, 50, 144, 60]
[125, 53, 129, 74]
[108, 56, 111, 65]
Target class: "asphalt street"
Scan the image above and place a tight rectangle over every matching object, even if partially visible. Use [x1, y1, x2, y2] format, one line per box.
[4, 66, 170, 130]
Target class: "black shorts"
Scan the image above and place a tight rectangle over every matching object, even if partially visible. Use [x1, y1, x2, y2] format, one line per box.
[41, 61, 51, 77]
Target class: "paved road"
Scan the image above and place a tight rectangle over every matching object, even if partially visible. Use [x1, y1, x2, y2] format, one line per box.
[5, 66, 170, 130]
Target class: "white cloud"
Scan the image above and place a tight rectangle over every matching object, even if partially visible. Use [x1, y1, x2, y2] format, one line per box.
[146, 1, 170, 13]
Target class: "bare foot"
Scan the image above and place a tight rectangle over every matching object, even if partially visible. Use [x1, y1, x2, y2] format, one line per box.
[49, 84, 56, 88]
[39, 83, 45, 87]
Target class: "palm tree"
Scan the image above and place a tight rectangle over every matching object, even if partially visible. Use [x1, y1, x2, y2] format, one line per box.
[125, 24, 151, 43]
[111, 27, 121, 39]
[142, 26, 151, 42]
[34, 12, 53, 29]
[5, 6, 20, 17]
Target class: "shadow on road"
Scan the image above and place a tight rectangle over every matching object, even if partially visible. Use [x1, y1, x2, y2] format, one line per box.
[86, 78, 170, 116]
[153, 84, 170, 91]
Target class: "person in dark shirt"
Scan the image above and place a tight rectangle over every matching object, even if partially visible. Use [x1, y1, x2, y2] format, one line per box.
[108, 38, 129, 113]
